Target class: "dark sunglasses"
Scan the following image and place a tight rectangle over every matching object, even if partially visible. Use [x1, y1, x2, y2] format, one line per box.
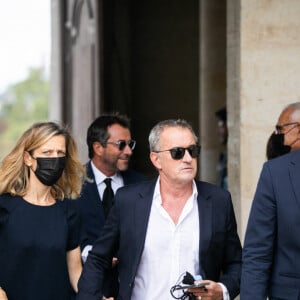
[153, 145, 201, 160]
[106, 139, 136, 151]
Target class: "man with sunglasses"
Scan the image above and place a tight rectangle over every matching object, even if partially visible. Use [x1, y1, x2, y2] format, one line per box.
[266, 102, 300, 159]
[77, 119, 242, 300]
[76, 113, 147, 297]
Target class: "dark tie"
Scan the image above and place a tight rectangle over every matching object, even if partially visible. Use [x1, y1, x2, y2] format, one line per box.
[102, 178, 114, 217]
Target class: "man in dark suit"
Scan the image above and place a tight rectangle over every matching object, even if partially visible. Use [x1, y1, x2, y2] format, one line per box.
[76, 113, 146, 296]
[241, 148, 300, 299]
[77, 119, 242, 300]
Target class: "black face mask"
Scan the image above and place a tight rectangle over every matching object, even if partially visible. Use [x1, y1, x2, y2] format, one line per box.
[266, 133, 291, 160]
[33, 157, 66, 186]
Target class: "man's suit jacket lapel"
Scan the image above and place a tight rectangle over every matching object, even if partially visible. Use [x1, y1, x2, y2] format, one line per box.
[288, 151, 300, 209]
[85, 162, 105, 218]
[196, 182, 213, 278]
[131, 180, 156, 277]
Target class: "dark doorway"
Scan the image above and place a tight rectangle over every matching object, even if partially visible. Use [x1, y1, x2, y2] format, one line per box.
[102, 0, 199, 177]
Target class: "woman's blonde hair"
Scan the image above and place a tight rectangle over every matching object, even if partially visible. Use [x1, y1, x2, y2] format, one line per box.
[0, 122, 87, 200]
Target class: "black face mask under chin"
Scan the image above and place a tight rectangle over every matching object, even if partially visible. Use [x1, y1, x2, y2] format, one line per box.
[266, 133, 291, 160]
[32, 157, 66, 186]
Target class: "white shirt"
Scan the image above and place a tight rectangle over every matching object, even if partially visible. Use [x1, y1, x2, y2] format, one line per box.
[131, 179, 200, 300]
[90, 161, 124, 197]
[81, 161, 124, 262]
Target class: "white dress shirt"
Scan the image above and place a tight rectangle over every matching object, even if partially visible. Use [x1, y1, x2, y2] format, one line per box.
[90, 161, 124, 197]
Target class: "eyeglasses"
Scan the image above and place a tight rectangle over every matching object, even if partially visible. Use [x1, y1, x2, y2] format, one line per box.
[153, 145, 200, 160]
[275, 122, 300, 134]
[106, 140, 136, 151]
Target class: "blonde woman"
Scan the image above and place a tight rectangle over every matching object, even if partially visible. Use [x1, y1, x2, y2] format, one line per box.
[0, 122, 87, 300]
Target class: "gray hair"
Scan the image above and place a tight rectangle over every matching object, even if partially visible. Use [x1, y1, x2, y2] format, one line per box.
[148, 119, 198, 151]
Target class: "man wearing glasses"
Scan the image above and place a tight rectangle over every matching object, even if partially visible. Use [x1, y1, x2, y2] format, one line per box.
[267, 102, 300, 159]
[76, 113, 147, 297]
[77, 119, 242, 300]
[241, 102, 300, 299]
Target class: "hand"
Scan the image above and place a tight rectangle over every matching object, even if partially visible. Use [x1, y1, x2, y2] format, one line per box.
[188, 280, 223, 300]
[0, 287, 8, 300]
[101, 297, 114, 300]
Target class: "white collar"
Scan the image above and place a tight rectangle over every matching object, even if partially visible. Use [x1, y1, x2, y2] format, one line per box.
[90, 161, 123, 186]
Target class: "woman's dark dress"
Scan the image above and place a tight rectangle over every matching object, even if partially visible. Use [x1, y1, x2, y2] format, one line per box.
[0, 194, 79, 300]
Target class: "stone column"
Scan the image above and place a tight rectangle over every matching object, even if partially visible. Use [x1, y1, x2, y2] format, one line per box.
[199, 0, 227, 184]
[227, 0, 300, 239]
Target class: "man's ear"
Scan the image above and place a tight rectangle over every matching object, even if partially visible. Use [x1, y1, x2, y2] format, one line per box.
[93, 141, 104, 156]
[150, 152, 162, 170]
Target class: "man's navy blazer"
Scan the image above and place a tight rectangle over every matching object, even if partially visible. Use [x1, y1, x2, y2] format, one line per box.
[241, 149, 300, 299]
[77, 179, 242, 300]
[76, 161, 147, 249]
